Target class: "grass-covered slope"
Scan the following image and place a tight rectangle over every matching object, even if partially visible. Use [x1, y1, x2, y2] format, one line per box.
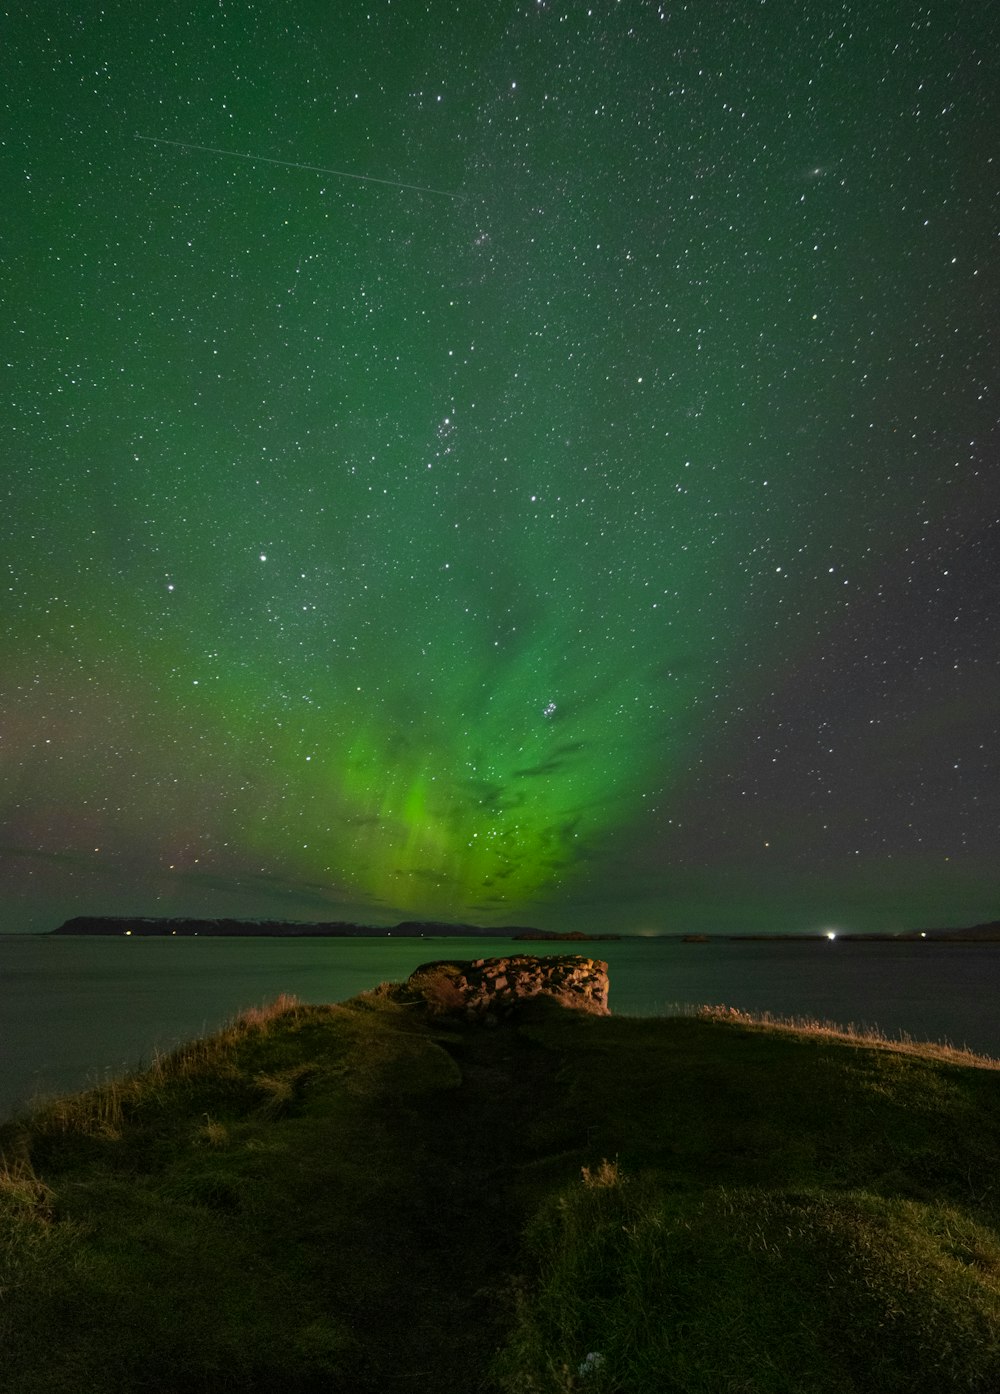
[2, 989, 1000, 1393]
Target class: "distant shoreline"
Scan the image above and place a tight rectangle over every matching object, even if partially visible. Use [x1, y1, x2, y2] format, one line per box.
[45, 915, 1000, 941]
[46, 916, 622, 941]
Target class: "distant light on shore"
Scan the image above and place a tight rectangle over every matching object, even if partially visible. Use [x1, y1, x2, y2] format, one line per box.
[825, 931, 837, 941]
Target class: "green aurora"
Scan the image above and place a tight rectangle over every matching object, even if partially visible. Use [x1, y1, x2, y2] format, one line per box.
[2, 1, 997, 933]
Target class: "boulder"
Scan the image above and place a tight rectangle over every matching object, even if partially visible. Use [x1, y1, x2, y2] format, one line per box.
[405, 954, 610, 1020]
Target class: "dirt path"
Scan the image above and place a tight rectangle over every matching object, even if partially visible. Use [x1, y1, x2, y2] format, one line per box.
[367, 1019, 568, 1393]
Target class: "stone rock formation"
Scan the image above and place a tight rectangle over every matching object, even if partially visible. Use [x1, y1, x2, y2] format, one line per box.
[405, 954, 610, 1021]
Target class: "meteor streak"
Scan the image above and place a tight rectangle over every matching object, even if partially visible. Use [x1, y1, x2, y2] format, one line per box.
[136, 134, 466, 201]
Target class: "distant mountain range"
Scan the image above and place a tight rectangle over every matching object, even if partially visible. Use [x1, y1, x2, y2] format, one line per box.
[47, 916, 622, 940]
[49, 916, 527, 938]
[46, 915, 999, 940]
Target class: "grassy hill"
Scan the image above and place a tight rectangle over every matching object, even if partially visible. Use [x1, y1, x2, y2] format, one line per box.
[2, 984, 1000, 1392]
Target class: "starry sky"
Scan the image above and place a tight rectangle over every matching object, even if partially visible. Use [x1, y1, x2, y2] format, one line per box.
[3, 0, 998, 936]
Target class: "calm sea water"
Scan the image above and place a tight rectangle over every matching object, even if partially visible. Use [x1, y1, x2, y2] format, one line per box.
[2, 934, 999, 1121]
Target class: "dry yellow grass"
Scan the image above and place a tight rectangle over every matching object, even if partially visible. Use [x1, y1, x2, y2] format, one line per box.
[692, 1002, 1000, 1070]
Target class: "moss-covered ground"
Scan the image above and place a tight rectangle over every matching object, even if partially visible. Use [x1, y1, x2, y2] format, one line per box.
[2, 986, 1000, 1392]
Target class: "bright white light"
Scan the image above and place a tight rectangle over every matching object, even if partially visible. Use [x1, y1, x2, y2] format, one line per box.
[825, 930, 837, 941]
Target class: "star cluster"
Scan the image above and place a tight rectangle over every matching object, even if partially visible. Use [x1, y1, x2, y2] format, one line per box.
[2, 1, 997, 934]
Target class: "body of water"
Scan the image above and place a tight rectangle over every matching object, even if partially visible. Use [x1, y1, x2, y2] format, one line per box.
[2, 934, 999, 1121]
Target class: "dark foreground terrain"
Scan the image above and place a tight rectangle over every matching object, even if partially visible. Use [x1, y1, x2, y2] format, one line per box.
[2, 982, 1000, 1392]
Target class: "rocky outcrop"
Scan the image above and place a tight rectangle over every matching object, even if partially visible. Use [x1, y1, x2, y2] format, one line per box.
[405, 954, 610, 1021]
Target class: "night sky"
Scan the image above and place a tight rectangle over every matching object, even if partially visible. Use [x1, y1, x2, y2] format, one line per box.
[3, 1, 998, 936]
